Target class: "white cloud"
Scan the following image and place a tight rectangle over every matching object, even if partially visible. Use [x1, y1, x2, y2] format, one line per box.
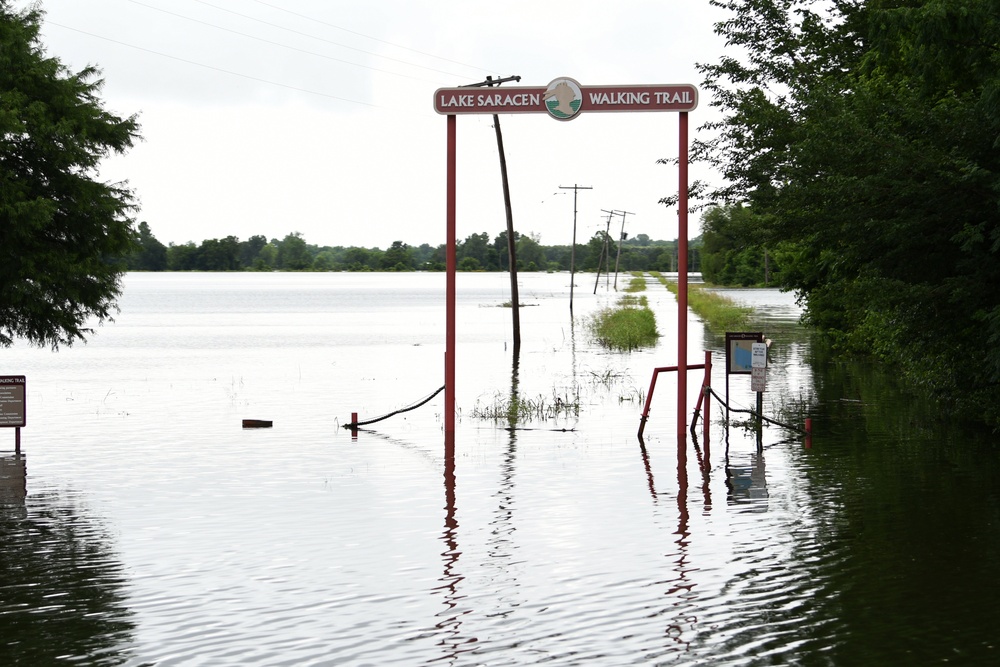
[19, 0, 728, 248]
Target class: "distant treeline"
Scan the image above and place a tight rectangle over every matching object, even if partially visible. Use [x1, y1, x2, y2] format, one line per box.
[127, 223, 703, 273]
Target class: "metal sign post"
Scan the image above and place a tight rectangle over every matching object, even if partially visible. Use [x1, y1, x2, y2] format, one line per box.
[436, 77, 697, 445]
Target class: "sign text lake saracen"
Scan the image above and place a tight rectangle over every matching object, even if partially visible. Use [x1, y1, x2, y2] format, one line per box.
[434, 77, 697, 121]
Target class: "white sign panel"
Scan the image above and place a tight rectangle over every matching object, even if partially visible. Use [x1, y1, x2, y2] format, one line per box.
[751, 342, 767, 369]
[751, 367, 766, 393]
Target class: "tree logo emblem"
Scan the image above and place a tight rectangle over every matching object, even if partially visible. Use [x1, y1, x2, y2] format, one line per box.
[543, 77, 583, 121]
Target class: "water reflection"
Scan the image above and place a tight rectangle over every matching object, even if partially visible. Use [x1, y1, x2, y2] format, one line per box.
[636, 438, 701, 657]
[433, 438, 475, 663]
[0, 454, 26, 513]
[0, 458, 135, 665]
[724, 450, 769, 512]
[487, 350, 520, 612]
[8, 275, 999, 664]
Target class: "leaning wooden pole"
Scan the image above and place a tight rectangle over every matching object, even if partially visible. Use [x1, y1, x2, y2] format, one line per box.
[493, 113, 520, 351]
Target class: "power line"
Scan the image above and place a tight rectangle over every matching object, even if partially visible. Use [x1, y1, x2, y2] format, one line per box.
[44, 21, 378, 107]
[189, 0, 478, 80]
[126, 0, 442, 84]
[250, 0, 492, 74]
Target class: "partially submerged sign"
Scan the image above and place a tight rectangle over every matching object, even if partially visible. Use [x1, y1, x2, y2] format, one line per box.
[0, 376, 26, 428]
[725, 333, 763, 375]
[434, 77, 698, 120]
[750, 341, 768, 392]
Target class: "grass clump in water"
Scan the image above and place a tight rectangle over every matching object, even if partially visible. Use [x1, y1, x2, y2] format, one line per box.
[623, 273, 646, 293]
[588, 294, 659, 351]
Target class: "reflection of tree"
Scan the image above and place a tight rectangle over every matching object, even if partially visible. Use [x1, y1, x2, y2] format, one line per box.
[792, 351, 1000, 664]
[0, 471, 135, 665]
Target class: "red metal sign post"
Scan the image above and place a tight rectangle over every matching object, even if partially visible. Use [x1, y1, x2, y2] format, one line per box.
[438, 78, 697, 445]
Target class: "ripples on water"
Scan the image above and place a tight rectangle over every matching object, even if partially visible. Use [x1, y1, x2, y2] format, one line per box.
[2, 273, 999, 665]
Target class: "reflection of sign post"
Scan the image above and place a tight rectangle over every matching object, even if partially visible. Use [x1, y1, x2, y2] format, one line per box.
[1, 376, 26, 455]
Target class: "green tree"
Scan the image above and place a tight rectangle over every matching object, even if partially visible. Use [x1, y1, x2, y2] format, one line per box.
[1, 3, 141, 347]
[239, 235, 268, 268]
[699, 0, 1000, 424]
[196, 236, 240, 271]
[699, 205, 777, 286]
[129, 221, 167, 271]
[276, 232, 311, 270]
[515, 234, 546, 271]
[458, 232, 494, 270]
[254, 242, 278, 271]
[583, 233, 608, 271]
[382, 240, 415, 271]
[492, 230, 522, 271]
[166, 242, 198, 271]
[342, 246, 374, 271]
[312, 250, 337, 271]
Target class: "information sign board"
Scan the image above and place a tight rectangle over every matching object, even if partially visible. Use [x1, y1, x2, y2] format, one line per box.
[725, 332, 763, 375]
[0, 376, 26, 428]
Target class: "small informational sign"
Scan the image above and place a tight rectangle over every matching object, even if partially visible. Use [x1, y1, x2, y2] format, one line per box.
[0, 376, 26, 428]
[751, 342, 767, 369]
[751, 367, 767, 393]
[725, 332, 763, 375]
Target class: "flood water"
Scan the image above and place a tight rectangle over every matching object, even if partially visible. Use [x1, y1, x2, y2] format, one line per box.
[2, 272, 998, 665]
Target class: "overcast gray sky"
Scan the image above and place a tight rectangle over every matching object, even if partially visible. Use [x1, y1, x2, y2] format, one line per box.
[18, 0, 728, 249]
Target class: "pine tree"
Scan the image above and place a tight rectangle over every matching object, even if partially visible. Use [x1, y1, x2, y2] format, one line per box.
[1, 2, 141, 348]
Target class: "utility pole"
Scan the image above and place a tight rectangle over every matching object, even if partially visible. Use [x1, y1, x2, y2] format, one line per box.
[559, 184, 592, 312]
[612, 209, 635, 289]
[462, 74, 522, 351]
[594, 210, 614, 294]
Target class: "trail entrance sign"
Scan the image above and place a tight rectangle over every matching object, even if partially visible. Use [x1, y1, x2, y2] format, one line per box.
[435, 78, 698, 120]
[437, 76, 698, 443]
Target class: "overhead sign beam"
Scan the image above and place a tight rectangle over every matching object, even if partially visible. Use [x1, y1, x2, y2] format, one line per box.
[435, 78, 698, 119]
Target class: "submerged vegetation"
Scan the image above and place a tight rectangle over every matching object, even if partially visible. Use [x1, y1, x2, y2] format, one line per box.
[587, 273, 659, 351]
[650, 271, 751, 333]
[470, 389, 580, 423]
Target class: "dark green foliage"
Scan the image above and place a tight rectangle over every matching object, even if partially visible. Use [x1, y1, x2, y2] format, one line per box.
[698, 0, 1000, 427]
[128, 221, 167, 271]
[699, 204, 783, 286]
[133, 225, 693, 274]
[1, 2, 141, 348]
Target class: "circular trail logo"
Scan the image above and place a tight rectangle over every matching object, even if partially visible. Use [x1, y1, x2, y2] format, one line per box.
[543, 78, 583, 121]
